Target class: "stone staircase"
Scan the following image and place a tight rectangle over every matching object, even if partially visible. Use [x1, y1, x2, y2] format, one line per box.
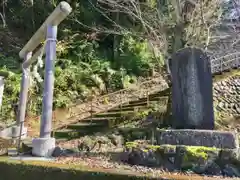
[52, 74, 169, 131]
[49, 74, 169, 139]
[53, 88, 170, 141]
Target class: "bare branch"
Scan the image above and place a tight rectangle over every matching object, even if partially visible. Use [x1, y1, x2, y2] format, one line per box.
[0, 12, 6, 27]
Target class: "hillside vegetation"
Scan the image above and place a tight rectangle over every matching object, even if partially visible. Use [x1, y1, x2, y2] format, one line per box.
[0, 0, 226, 123]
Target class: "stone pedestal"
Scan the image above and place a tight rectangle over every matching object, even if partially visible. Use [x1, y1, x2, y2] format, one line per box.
[32, 138, 56, 157]
[156, 129, 239, 149]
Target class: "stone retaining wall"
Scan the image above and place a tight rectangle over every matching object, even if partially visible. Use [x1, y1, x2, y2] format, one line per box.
[123, 141, 240, 177]
[213, 75, 240, 117]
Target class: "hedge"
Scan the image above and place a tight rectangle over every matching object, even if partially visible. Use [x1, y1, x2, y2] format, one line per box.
[0, 158, 162, 180]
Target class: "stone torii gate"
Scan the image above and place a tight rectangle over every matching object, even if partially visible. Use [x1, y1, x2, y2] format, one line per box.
[16, 2, 72, 157]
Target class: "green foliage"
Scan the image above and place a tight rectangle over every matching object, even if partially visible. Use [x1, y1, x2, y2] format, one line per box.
[0, 33, 159, 123]
[118, 36, 159, 76]
[0, 0, 221, 124]
[182, 146, 219, 170]
[0, 54, 20, 72]
[0, 61, 21, 123]
[5, 0, 54, 36]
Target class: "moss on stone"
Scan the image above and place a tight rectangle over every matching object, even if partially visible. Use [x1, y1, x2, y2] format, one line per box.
[182, 146, 220, 169]
[126, 141, 220, 162]
[184, 146, 219, 159]
[125, 141, 138, 148]
[159, 145, 175, 152]
[147, 145, 161, 150]
[126, 142, 219, 155]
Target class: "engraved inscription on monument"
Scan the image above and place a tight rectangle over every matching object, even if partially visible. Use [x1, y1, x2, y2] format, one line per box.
[169, 47, 214, 129]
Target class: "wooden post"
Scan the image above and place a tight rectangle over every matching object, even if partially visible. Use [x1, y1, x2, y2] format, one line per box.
[147, 71, 150, 107]
[151, 127, 155, 145]
[40, 25, 57, 138]
[147, 89, 149, 107]
[90, 89, 93, 124]
[120, 91, 122, 115]
[0, 76, 5, 110]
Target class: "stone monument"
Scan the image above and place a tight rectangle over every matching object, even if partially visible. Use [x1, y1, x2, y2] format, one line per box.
[155, 48, 239, 168]
[169, 47, 214, 129]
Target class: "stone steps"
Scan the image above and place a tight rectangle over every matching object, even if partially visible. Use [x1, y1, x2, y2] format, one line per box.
[52, 89, 171, 141]
[129, 96, 167, 105]
[94, 111, 134, 118]
[67, 122, 104, 131]
[53, 129, 97, 139]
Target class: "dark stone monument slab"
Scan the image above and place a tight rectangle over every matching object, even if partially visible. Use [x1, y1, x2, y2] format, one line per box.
[156, 129, 239, 149]
[169, 47, 214, 129]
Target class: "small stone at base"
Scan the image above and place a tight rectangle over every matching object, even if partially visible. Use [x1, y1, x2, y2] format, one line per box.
[7, 148, 18, 156]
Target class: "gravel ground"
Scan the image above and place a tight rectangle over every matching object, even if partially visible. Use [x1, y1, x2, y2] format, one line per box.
[56, 137, 239, 180]
[54, 153, 240, 180]
[54, 125, 240, 180]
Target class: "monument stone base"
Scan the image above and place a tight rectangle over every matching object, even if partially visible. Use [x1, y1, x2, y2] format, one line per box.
[32, 137, 56, 157]
[156, 129, 239, 149]
[11, 125, 28, 139]
[0, 125, 27, 139]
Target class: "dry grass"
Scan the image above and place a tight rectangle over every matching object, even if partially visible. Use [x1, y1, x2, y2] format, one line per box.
[213, 69, 240, 83]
